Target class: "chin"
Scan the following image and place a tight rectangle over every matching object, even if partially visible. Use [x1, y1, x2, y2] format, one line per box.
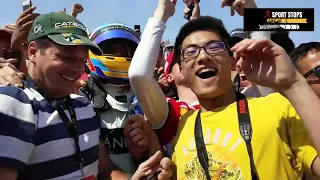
[56, 86, 77, 96]
[195, 87, 223, 99]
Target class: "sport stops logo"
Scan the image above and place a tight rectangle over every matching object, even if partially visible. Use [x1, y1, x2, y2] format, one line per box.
[244, 8, 314, 31]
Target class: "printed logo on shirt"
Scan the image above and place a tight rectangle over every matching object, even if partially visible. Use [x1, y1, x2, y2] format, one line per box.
[100, 128, 129, 154]
[180, 128, 244, 179]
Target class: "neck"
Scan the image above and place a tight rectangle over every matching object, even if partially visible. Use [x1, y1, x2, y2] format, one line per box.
[176, 85, 199, 104]
[199, 88, 236, 112]
[28, 65, 68, 98]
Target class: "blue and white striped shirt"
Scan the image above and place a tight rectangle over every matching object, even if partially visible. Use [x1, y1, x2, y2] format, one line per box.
[0, 76, 100, 180]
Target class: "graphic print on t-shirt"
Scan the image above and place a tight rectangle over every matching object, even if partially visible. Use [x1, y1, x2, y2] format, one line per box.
[179, 128, 244, 180]
[100, 128, 129, 154]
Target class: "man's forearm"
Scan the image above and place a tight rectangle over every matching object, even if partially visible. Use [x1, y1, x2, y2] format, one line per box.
[282, 79, 320, 155]
[110, 170, 130, 180]
[128, 17, 169, 128]
[71, 12, 78, 18]
[98, 170, 129, 180]
[0, 167, 18, 180]
[98, 161, 130, 180]
[99, 143, 130, 180]
[148, 130, 164, 157]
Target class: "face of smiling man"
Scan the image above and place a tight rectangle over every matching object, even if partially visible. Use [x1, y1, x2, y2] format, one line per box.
[179, 30, 234, 99]
[25, 12, 102, 98]
[28, 40, 89, 97]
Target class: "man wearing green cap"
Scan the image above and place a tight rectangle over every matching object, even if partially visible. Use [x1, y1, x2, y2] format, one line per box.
[0, 11, 174, 180]
[0, 11, 173, 180]
[0, 12, 103, 179]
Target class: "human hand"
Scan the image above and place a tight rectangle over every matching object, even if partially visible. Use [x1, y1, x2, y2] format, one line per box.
[231, 38, 303, 93]
[158, 74, 171, 94]
[2, 24, 15, 34]
[154, 0, 177, 23]
[0, 65, 25, 87]
[11, 6, 40, 50]
[71, 3, 84, 17]
[59, 8, 67, 13]
[72, 79, 87, 94]
[124, 114, 151, 159]
[221, 0, 257, 16]
[183, 0, 200, 20]
[131, 151, 173, 180]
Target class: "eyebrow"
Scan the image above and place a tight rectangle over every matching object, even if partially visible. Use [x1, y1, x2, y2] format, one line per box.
[54, 52, 69, 58]
[183, 40, 223, 49]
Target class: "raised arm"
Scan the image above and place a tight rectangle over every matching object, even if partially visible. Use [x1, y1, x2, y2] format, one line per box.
[222, 0, 273, 97]
[71, 3, 84, 18]
[128, 0, 176, 128]
[248, 1, 274, 96]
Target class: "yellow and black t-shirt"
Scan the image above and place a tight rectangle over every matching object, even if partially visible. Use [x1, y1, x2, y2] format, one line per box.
[172, 93, 317, 180]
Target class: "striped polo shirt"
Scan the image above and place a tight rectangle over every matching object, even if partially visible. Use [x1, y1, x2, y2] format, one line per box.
[0, 76, 100, 180]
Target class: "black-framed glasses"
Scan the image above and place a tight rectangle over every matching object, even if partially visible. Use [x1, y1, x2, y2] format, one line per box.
[181, 41, 226, 62]
[304, 65, 320, 79]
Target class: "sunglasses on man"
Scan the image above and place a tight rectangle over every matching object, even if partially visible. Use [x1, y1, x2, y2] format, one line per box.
[304, 65, 320, 79]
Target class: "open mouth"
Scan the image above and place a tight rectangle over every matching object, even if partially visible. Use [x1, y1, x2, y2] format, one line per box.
[240, 74, 247, 81]
[59, 73, 77, 82]
[196, 68, 218, 79]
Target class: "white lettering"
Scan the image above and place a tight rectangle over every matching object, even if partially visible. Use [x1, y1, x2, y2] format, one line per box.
[259, 24, 281, 30]
[204, 129, 210, 144]
[288, 12, 302, 18]
[113, 138, 124, 148]
[229, 138, 243, 152]
[212, 128, 222, 144]
[55, 22, 87, 31]
[189, 138, 195, 150]
[183, 146, 188, 155]
[272, 12, 287, 18]
[221, 132, 233, 147]
[105, 138, 111, 148]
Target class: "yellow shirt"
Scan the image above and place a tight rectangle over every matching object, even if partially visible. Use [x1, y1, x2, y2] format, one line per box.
[172, 93, 317, 180]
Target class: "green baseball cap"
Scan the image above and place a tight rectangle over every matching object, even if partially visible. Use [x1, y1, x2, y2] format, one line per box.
[28, 12, 102, 55]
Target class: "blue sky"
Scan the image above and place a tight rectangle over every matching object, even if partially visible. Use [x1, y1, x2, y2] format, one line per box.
[0, 0, 318, 47]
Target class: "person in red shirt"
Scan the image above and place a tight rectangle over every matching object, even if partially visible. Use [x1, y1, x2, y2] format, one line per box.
[157, 52, 200, 146]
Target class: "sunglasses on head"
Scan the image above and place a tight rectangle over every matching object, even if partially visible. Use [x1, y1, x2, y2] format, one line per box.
[304, 65, 320, 79]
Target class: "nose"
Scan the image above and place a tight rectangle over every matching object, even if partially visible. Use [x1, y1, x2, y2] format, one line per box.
[69, 60, 86, 75]
[195, 48, 211, 64]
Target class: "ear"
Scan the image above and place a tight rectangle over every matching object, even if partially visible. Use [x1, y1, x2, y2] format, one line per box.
[179, 63, 186, 77]
[28, 41, 38, 64]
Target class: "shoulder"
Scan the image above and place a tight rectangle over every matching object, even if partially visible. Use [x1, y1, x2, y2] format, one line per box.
[0, 86, 35, 120]
[172, 110, 198, 144]
[248, 92, 297, 119]
[166, 97, 197, 110]
[0, 86, 32, 104]
[248, 92, 290, 107]
[70, 93, 92, 107]
[0, 86, 36, 148]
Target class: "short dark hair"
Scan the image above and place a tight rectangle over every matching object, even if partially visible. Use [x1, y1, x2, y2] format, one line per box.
[32, 36, 54, 55]
[290, 42, 320, 65]
[174, 16, 231, 64]
[271, 32, 295, 55]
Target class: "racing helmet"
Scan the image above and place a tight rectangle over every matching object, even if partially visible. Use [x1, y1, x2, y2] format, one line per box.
[87, 23, 140, 84]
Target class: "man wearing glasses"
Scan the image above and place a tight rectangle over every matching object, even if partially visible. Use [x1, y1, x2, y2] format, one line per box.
[290, 42, 320, 180]
[291, 42, 320, 98]
[129, 0, 320, 179]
